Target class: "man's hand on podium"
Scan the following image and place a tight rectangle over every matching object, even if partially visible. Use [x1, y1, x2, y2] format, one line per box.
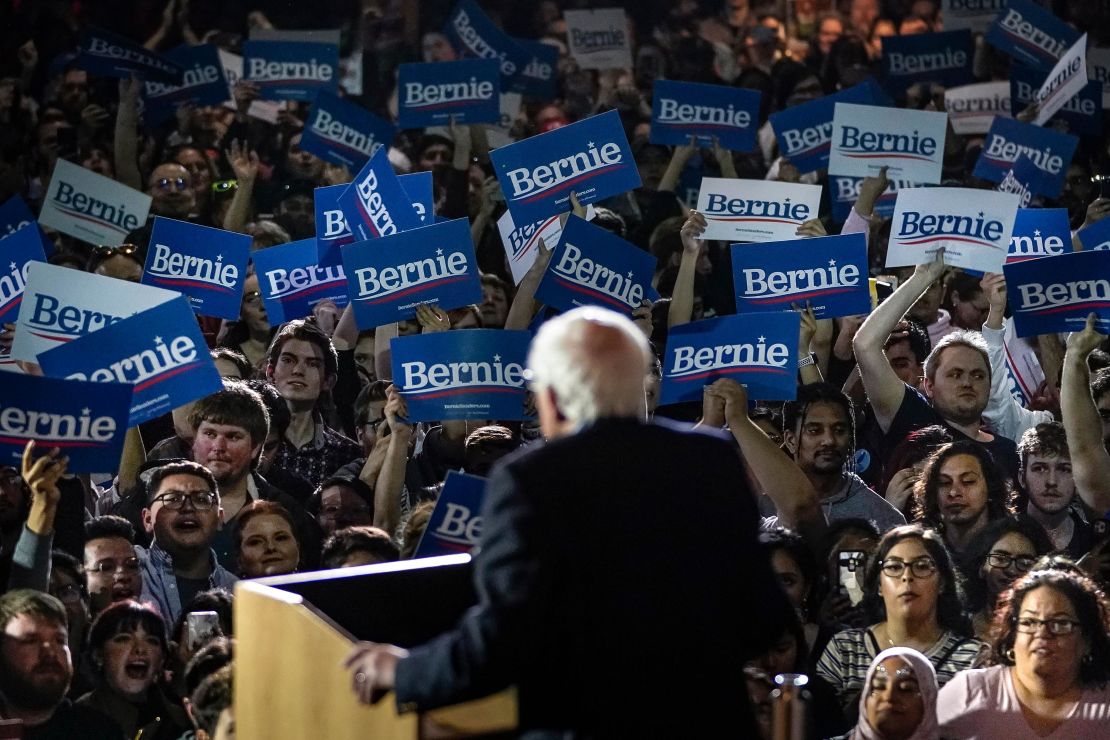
[344, 641, 410, 705]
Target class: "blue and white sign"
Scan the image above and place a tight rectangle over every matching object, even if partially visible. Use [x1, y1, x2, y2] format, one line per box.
[342, 217, 482, 329]
[443, 0, 530, 87]
[391, 329, 530, 421]
[38, 297, 223, 427]
[1007, 207, 1072, 263]
[696, 178, 822, 242]
[660, 312, 800, 405]
[1011, 65, 1102, 136]
[564, 8, 633, 70]
[399, 172, 434, 224]
[650, 80, 760, 151]
[11, 263, 176, 363]
[768, 78, 890, 174]
[942, 0, 1007, 33]
[497, 208, 596, 285]
[985, 0, 1081, 71]
[535, 216, 659, 315]
[491, 109, 640, 224]
[251, 238, 348, 324]
[397, 59, 501, 128]
[0, 374, 131, 473]
[829, 175, 912, 223]
[1005, 250, 1110, 337]
[996, 154, 1041, 208]
[243, 40, 339, 101]
[829, 103, 947, 183]
[0, 196, 36, 241]
[1090, 47, 1110, 108]
[141, 44, 229, 126]
[314, 184, 355, 264]
[0, 226, 49, 326]
[299, 91, 395, 169]
[37, 160, 152, 246]
[508, 38, 558, 99]
[887, 187, 1020, 273]
[1077, 216, 1110, 251]
[1033, 34, 1090, 126]
[732, 233, 869, 319]
[337, 148, 423, 241]
[142, 217, 250, 320]
[973, 117, 1078, 198]
[881, 30, 974, 92]
[945, 81, 1011, 135]
[414, 471, 487, 557]
[78, 26, 183, 83]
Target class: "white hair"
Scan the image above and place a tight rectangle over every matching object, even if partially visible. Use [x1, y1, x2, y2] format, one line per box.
[527, 306, 652, 425]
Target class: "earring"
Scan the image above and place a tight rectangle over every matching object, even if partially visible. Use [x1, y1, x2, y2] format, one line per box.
[1004, 648, 1015, 662]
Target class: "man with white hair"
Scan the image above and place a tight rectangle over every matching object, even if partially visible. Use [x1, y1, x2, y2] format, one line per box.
[345, 306, 792, 736]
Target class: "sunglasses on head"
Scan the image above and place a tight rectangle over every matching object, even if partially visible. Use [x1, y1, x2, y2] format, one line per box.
[93, 243, 139, 259]
[212, 179, 238, 193]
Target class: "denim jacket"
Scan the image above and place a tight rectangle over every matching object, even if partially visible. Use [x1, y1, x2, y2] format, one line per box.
[136, 542, 238, 624]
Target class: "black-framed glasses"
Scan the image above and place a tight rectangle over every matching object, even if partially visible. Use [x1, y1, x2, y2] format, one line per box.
[93, 243, 138, 259]
[150, 490, 218, 511]
[360, 416, 386, 431]
[986, 552, 1037, 572]
[155, 177, 189, 192]
[212, 179, 238, 193]
[86, 557, 140, 575]
[880, 557, 937, 579]
[1014, 616, 1081, 636]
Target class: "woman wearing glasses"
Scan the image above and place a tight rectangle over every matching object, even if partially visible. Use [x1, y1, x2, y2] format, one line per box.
[937, 569, 1110, 738]
[962, 518, 1053, 640]
[816, 525, 986, 724]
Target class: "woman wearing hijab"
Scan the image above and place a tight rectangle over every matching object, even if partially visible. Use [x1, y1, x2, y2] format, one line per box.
[830, 646, 940, 740]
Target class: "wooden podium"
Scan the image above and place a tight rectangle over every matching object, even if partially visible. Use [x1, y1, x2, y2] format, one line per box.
[235, 554, 517, 739]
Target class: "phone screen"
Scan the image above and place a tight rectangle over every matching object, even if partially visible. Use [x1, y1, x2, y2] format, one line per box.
[839, 550, 867, 606]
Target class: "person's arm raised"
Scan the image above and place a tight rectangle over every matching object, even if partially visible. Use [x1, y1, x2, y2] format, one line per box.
[504, 238, 552, 331]
[373, 385, 412, 537]
[668, 210, 706, 328]
[657, 137, 696, 193]
[113, 77, 143, 191]
[1061, 313, 1110, 516]
[222, 139, 259, 233]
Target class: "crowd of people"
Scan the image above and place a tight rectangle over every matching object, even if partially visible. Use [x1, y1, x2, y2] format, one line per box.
[1, 0, 1110, 738]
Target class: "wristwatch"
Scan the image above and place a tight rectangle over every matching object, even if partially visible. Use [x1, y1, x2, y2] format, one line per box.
[797, 352, 817, 368]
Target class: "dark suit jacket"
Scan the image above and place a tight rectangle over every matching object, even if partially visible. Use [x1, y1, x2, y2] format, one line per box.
[394, 417, 793, 737]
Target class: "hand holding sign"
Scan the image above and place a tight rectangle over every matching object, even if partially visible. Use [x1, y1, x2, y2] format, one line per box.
[704, 378, 750, 430]
[22, 440, 66, 512]
[415, 304, 451, 333]
[1067, 313, 1107, 356]
[981, 272, 1007, 318]
[856, 166, 890, 217]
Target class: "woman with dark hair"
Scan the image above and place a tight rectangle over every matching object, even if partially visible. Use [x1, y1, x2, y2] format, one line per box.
[944, 271, 991, 331]
[759, 529, 820, 650]
[962, 518, 1053, 639]
[816, 525, 986, 722]
[77, 600, 190, 740]
[218, 270, 275, 371]
[938, 569, 1110, 737]
[881, 425, 952, 518]
[233, 500, 301, 578]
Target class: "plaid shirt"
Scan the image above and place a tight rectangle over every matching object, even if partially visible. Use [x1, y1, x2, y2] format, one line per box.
[272, 421, 362, 488]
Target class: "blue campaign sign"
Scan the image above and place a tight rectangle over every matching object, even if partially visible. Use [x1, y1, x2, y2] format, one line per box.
[829, 175, 906, 223]
[973, 117, 1077, 198]
[535, 216, 659, 315]
[397, 59, 501, 128]
[37, 296, 224, 427]
[414, 470, 487, 557]
[881, 31, 974, 92]
[1077, 216, 1110, 251]
[251, 238, 348, 324]
[508, 38, 559, 99]
[391, 329, 530, 421]
[985, 0, 1081, 71]
[243, 40, 339, 101]
[0, 196, 37, 241]
[399, 172, 434, 224]
[299, 91, 396, 170]
[660, 312, 800, 405]
[0, 374, 131, 474]
[650, 80, 760, 151]
[142, 217, 251, 320]
[1010, 65, 1103, 137]
[491, 109, 641, 224]
[78, 26, 183, 83]
[1008, 208, 1072, 263]
[342, 217, 482, 329]
[141, 44, 229, 126]
[314, 184, 355, 264]
[337, 148, 423, 242]
[443, 0, 530, 88]
[1005, 250, 1110, 337]
[732, 233, 870, 319]
[769, 78, 889, 174]
[0, 226, 49, 325]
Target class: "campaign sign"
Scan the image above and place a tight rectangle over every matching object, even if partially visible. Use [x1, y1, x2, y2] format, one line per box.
[414, 471, 486, 557]
[997, 154, 1044, 209]
[508, 38, 559, 99]
[1090, 48, 1110, 108]
[985, 0, 1081, 71]
[498, 208, 598, 285]
[881, 30, 974, 92]
[142, 217, 250, 320]
[973, 117, 1078, 198]
[1003, 319, 1046, 406]
[337, 148, 423, 242]
[399, 172, 434, 224]
[1005, 250, 1110, 336]
[242, 40, 339, 101]
[0, 226, 49, 325]
[696, 178, 823, 242]
[660, 312, 800, 405]
[299, 91, 395, 169]
[391, 329, 530, 421]
[38, 297, 223, 427]
[650, 80, 760, 151]
[1011, 73, 1102, 136]
[314, 184, 355, 264]
[252, 238, 348, 324]
[443, 0, 530, 87]
[141, 44, 229, 126]
[11, 263, 176, 363]
[491, 109, 641, 224]
[564, 8, 633, 70]
[829, 103, 946, 184]
[0, 374, 131, 473]
[829, 175, 913, 223]
[888, 187, 1020, 273]
[1033, 34, 1090, 126]
[0, 196, 35, 241]
[38, 160, 152, 246]
[942, 0, 1007, 33]
[732, 233, 869, 320]
[535, 216, 659, 315]
[397, 60, 501, 128]
[342, 218, 482, 329]
[1077, 217, 1110, 251]
[945, 81, 1012, 135]
[78, 26, 183, 83]
[1007, 207, 1072, 263]
[218, 50, 282, 123]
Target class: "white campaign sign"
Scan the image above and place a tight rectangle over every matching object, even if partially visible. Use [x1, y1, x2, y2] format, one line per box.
[945, 81, 1012, 135]
[887, 187, 1021, 273]
[37, 160, 152, 246]
[829, 103, 947, 184]
[497, 205, 595, 285]
[1035, 34, 1089, 125]
[1090, 47, 1110, 108]
[564, 8, 632, 70]
[696, 178, 823, 243]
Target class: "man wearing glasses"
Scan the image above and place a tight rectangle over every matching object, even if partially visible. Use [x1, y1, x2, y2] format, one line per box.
[82, 516, 142, 618]
[136, 461, 236, 624]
